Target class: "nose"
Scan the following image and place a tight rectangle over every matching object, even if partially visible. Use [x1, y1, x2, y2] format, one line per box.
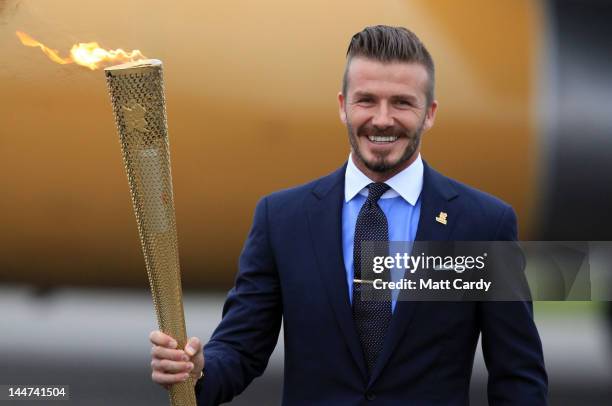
[371, 103, 394, 129]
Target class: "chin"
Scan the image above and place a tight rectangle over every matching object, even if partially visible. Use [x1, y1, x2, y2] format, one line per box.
[363, 157, 400, 173]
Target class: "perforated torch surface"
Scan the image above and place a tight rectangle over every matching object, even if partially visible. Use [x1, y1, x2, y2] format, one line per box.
[105, 60, 196, 406]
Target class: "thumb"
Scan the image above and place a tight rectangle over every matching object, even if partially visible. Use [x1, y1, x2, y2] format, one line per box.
[185, 337, 202, 357]
[185, 337, 204, 383]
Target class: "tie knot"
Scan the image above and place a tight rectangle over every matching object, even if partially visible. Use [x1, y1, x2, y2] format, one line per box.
[367, 182, 390, 202]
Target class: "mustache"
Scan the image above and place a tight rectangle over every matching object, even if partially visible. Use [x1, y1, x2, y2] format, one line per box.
[357, 124, 409, 138]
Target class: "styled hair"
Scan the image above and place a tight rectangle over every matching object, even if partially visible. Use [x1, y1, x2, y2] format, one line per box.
[342, 25, 435, 105]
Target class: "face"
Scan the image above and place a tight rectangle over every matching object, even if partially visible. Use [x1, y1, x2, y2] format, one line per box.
[338, 57, 437, 181]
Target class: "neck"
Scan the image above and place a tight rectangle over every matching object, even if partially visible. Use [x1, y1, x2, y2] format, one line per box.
[351, 150, 420, 183]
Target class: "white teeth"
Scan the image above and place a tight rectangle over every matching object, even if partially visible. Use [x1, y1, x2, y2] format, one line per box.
[368, 135, 398, 142]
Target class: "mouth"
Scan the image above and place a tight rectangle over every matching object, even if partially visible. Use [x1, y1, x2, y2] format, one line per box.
[366, 135, 399, 144]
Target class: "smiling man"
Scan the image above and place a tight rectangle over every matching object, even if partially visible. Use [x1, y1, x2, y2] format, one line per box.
[340, 50, 436, 181]
[149, 25, 548, 405]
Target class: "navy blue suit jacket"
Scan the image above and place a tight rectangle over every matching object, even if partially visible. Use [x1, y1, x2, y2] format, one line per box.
[196, 162, 548, 405]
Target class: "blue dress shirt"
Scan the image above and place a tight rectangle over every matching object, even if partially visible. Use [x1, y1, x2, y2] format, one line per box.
[342, 154, 423, 312]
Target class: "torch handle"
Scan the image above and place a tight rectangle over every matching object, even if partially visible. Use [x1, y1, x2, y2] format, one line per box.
[146, 231, 197, 406]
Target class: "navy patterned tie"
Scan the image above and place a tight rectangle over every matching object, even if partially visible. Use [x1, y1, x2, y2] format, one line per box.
[352, 182, 392, 374]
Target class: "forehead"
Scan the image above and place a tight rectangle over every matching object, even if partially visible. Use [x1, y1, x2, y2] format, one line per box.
[346, 57, 429, 98]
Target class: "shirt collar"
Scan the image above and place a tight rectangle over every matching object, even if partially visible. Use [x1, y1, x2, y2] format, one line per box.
[344, 153, 423, 206]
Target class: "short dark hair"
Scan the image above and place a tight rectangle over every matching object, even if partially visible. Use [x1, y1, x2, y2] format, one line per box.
[342, 25, 435, 105]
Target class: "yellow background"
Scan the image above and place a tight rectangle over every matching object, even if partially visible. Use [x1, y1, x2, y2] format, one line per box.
[0, 0, 540, 286]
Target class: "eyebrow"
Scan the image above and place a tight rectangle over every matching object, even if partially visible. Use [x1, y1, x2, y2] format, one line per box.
[352, 91, 419, 104]
[390, 94, 419, 105]
[352, 91, 376, 100]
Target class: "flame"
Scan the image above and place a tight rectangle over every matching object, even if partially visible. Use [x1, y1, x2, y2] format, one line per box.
[15, 31, 70, 65]
[16, 31, 146, 70]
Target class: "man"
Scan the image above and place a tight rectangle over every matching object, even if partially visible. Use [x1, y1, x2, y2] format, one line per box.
[150, 25, 548, 405]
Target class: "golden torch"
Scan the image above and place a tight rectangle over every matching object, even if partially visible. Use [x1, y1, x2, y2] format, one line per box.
[16, 32, 196, 405]
[105, 59, 197, 406]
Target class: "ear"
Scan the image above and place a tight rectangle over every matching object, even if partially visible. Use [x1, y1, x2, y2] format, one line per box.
[338, 91, 347, 124]
[422, 100, 438, 132]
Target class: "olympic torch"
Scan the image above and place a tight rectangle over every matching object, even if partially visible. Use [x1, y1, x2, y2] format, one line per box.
[105, 59, 197, 406]
[15, 31, 197, 405]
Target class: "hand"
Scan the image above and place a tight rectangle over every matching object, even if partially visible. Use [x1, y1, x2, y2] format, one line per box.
[150, 331, 204, 389]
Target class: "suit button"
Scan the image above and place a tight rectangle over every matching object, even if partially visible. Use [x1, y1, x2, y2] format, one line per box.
[365, 392, 376, 401]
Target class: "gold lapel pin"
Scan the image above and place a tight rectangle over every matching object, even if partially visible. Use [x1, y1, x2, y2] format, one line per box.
[435, 211, 448, 225]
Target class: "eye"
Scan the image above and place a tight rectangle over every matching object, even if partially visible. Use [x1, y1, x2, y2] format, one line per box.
[396, 100, 413, 107]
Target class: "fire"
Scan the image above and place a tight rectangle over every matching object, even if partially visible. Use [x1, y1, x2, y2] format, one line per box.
[16, 31, 146, 70]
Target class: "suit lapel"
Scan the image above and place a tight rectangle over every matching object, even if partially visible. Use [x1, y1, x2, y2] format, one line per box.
[368, 161, 460, 387]
[306, 164, 369, 381]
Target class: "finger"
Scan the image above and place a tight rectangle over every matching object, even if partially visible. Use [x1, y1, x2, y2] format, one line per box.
[152, 370, 190, 385]
[151, 346, 190, 362]
[149, 331, 178, 348]
[185, 337, 202, 357]
[151, 359, 194, 374]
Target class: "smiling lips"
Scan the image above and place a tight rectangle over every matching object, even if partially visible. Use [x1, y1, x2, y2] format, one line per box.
[367, 135, 399, 143]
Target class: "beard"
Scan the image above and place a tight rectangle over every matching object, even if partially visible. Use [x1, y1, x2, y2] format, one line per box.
[347, 114, 426, 173]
